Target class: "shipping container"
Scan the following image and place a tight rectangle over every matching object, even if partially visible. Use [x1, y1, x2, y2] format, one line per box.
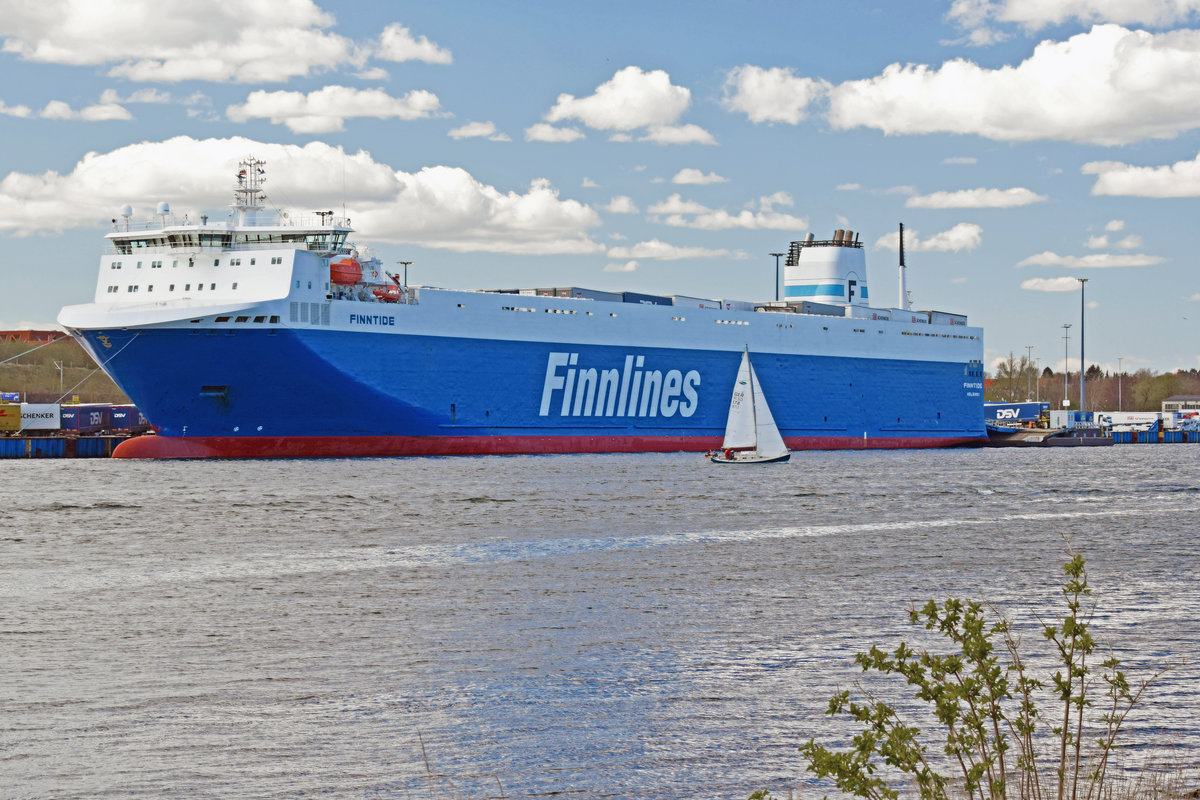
[60, 404, 111, 433]
[928, 310, 968, 326]
[671, 295, 721, 309]
[845, 305, 892, 321]
[622, 291, 672, 306]
[985, 402, 1049, 423]
[20, 403, 60, 431]
[0, 403, 20, 431]
[892, 310, 931, 324]
[109, 405, 149, 432]
[537, 287, 623, 302]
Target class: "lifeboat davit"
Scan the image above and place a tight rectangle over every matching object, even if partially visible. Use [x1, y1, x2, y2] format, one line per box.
[373, 285, 403, 303]
[330, 257, 362, 285]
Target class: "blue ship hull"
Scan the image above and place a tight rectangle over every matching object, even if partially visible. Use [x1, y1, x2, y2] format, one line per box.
[76, 325, 985, 458]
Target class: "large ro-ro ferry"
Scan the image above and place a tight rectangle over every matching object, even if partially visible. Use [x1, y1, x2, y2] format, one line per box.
[58, 158, 986, 458]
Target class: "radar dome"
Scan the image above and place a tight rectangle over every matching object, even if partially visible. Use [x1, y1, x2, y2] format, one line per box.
[156, 201, 170, 215]
[120, 204, 133, 217]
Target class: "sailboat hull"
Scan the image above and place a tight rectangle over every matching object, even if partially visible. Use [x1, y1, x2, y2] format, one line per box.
[709, 451, 791, 464]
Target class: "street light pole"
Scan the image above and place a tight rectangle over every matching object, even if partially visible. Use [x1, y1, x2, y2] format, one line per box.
[1118, 356, 1124, 412]
[1025, 345, 1034, 400]
[397, 260, 413, 287]
[1077, 277, 1089, 413]
[1062, 323, 1072, 408]
[770, 252, 784, 302]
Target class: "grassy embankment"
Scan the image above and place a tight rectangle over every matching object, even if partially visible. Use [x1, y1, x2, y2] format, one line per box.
[0, 338, 129, 404]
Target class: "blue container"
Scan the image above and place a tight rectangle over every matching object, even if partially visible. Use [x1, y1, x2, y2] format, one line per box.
[622, 291, 672, 306]
[1112, 431, 1133, 444]
[60, 405, 111, 433]
[1163, 430, 1183, 443]
[1137, 431, 1157, 443]
[109, 405, 149, 432]
[0, 438, 25, 457]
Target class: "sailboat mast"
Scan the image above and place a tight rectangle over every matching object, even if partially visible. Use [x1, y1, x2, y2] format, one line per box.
[746, 346, 758, 449]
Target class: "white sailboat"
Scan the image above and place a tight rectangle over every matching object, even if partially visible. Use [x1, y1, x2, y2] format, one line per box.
[710, 348, 790, 464]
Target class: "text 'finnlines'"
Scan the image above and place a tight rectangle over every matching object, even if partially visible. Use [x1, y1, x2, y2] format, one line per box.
[539, 353, 701, 418]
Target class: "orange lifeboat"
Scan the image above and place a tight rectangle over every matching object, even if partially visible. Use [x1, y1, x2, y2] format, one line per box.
[373, 285, 403, 303]
[330, 257, 362, 285]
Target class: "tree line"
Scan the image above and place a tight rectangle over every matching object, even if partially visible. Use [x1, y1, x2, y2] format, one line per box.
[986, 351, 1200, 411]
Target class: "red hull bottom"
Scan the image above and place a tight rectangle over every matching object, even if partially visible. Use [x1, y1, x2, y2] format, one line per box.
[112, 434, 985, 459]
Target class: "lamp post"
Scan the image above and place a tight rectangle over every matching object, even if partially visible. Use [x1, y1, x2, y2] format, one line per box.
[397, 260, 413, 287]
[1062, 323, 1072, 408]
[770, 252, 784, 302]
[1077, 278, 1089, 413]
[1118, 356, 1124, 412]
[1025, 345, 1034, 401]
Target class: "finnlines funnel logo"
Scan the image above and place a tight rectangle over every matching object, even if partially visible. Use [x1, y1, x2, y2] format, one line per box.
[539, 352, 701, 418]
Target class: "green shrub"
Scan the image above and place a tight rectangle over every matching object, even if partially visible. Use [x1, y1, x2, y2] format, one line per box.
[794, 550, 1166, 800]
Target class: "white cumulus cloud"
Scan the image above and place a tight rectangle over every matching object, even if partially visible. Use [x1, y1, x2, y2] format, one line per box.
[375, 22, 451, 64]
[721, 65, 827, 124]
[544, 66, 691, 131]
[0, 0, 362, 82]
[1020, 277, 1087, 292]
[942, 156, 979, 164]
[949, 0, 1200, 40]
[38, 100, 130, 121]
[525, 123, 585, 143]
[647, 193, 807, 231]
[607, 239, 743, 261]
[875, 223, 983, 253]
[671, 168, 728, 185]
[906, 186, 1048, 208]
[603, 196, 639, 214]
[1016, 251, 1167, 267]
[0, 136, 603, 255]
[447, 121, 510, 141]
[1082, 150, 1200, 196]
[604, 260, 639, 272]
[639, 124, 716, 145]
[1105, 219, 1125, 231]
[828, 25, 1200, 145]
[227, 86, 442, 134]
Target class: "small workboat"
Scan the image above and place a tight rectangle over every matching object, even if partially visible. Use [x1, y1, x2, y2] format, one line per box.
[710, 348, 790, 464]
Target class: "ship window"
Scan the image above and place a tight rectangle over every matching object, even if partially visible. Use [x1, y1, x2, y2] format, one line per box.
[147, 285, 153, 292]
[137, 261, 142, 269]
[184, 283, 191, 291]
[307, 281, 312, 289]
[216, 316, 232, 322]
[254, 316, 266, 323]
[232, 282, 238, 290]
[250, 258, 256, 265]
[295, 280, 300, 288]
[169, 284, 175, 291]
[172, 260, 178, 268]
[234, 316, 249, 323]
[269, 315, 280, 323]
[210, 283, 216, 290]
[213, 259, 220, 266]
[610, 313, 617, 317]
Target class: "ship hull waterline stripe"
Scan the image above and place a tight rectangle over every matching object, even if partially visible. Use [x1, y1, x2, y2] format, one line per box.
[112, 433, 986, 459]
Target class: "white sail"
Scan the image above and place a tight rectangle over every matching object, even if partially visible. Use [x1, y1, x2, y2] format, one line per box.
[750, 361, 789, 459]
[721, 350, 756, 449]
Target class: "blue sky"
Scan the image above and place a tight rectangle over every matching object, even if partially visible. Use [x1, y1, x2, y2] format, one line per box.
[2, 0, 1200, 374]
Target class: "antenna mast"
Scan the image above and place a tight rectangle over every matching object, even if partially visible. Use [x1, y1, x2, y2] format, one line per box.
[898, 222, 910, 311]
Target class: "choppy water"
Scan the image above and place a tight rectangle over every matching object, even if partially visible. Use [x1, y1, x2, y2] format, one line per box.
[1, 446, 1198, 799]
